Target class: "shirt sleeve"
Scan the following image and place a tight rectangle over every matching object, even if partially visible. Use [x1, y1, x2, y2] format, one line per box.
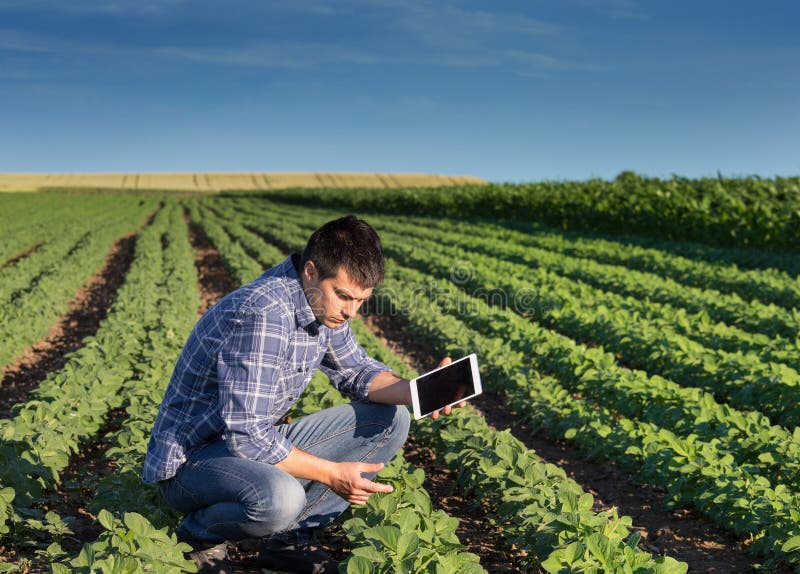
[319, 321, 391, 400]
[217, 307, 294, 464]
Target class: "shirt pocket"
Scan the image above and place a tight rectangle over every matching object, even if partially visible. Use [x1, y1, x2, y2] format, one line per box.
[275, 361, 310, 412]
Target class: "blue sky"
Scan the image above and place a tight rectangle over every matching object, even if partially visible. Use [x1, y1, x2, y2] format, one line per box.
[0, 0, 798, 182]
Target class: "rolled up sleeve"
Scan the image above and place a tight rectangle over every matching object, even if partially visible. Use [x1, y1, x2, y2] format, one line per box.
[217, 308, 294, 464]
[319, 322, 391, 400]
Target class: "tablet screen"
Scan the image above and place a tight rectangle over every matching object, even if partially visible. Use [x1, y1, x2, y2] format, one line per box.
[416, 355, 476, 416]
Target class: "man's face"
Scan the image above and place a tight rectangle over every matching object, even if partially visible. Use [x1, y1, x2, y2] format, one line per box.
[301, 261, 373, 329]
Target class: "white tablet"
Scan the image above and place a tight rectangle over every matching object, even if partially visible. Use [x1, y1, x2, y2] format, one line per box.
[410, 354, 482, 420]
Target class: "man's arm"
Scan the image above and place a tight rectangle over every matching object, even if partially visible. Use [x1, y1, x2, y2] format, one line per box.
[275, 446, 393, 505]
[367, 370, 411, 405]
[367, 358, 464, 420]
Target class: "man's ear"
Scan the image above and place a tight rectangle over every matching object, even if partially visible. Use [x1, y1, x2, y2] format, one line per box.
[304, 260, 317, 283]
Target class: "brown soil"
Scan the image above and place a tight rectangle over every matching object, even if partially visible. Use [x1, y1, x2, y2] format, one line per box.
[363, 311, 765, 574]
[403, 436, 528, 572]
[0, 231, 139, 419]
[0, 211, 156, 570]
[0, 241, 45, 271]
[0, 408, 126, 574]
[33, 407, 129, 565]
[184, 212, 239, 316]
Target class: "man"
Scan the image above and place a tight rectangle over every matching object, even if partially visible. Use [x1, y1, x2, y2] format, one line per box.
[143, 215, 458, 574]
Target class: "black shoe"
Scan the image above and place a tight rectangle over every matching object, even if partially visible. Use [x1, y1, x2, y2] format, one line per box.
[177, 532, 234, 574]
[187, 542, 234, 574]
[243, 538, 339, 574]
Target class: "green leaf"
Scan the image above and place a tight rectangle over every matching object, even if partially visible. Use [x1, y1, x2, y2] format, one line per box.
[97, 509, 116, 531]
[396, 532, 419, 560]
[346, 555, 375, 574]
[123, 512, 152, 538]
[652, 556, 689, 574]
[364, 525, 401, 551]
[782, 535, 800, 553]
[350, 546, 385, 563]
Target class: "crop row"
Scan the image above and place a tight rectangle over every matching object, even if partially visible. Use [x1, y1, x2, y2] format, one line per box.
[234, 199, 800, 370]
[383, 211, 800, 310]
[364, 213, 800, 364]
[219, 202, 800, 570]
[376, 230, 800, 428]
[49, 205, 482, 573]
[0, 200, 158, 370]
[224, 201, 800, 436]
[350, 318, 688, 574]
[0, 193, 134, 264]
[0, 202, 175, 561]
[0, 198, 149, 305]
[240, 197, 798, 343]
[262, 207, 800, 493]
[52, 202, 201, 573]
[200, 202, 689, 573]
[370, 265, 800, 571]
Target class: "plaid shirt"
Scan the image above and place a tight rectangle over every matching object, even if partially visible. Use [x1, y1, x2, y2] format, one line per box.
[143, 254, 390, 484]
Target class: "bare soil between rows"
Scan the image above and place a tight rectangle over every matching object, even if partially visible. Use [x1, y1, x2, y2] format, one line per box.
[185, 213, 239, 316]
[0, 241, 45, 271]
[0, 231, 139, 418]
[190, 215, 766, 572]
[363, 311, 765, 573]
[0, 212, 156, 570]
[0, 210, 771, 573]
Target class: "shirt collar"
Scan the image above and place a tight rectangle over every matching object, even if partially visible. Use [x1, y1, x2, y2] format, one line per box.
[286, 253, 321, 333]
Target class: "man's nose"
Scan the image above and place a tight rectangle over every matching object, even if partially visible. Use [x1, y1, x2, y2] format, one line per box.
[343, 300, 360, 318]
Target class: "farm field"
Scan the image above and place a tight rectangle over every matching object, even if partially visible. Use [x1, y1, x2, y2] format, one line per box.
[0, 177, 798, 573]
[0, 173, 485, 193]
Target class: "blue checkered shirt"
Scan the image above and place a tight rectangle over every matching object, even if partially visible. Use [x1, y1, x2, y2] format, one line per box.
[143, 255, 391, 483]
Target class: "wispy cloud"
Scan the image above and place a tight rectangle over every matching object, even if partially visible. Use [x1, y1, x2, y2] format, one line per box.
[395, 3, 560, 53]
[0, 2, 602, 80]
[0, 29, 56, 53]
[437, 48, 605, 77]
[0, 0, 187, 15]
[158, 42, 377, 69]
[576, 0, 649, 21]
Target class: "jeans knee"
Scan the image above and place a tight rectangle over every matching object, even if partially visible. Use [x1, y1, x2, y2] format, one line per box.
[383, 405, 410, 452]
[245, 473, 306, 534]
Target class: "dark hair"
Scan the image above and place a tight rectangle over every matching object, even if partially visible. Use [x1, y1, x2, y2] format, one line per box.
[301, 215, 384, 288]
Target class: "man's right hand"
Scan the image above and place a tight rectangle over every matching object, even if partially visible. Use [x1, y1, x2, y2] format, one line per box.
[328, 461, 393, 506]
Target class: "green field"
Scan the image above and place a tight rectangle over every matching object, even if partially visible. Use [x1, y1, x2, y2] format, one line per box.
[0, 175, 798, 572]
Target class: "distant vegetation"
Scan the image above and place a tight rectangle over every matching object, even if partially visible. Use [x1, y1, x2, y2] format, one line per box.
[265, 172, 800, 251]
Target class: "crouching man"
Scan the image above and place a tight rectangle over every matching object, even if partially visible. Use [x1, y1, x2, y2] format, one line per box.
[142, 215, 457, 574]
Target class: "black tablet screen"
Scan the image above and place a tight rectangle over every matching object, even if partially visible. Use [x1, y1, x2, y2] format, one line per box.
[417, 357, 474, 415]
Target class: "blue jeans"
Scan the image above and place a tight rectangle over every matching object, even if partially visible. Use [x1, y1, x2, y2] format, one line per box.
[158, 402, 410, 544]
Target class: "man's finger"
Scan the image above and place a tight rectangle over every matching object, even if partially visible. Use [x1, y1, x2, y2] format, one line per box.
[438, 357, 452, 368]
[358, 462, 385, 474]
[357, 477, 394, 494]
